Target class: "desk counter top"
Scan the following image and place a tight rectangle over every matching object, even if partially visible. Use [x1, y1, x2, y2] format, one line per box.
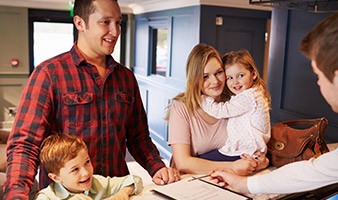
[128, 143, 338, 200]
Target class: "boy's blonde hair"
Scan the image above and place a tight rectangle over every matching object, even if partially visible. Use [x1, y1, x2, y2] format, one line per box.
[40, 133, 87, 175]
[222, 49, 271, 107]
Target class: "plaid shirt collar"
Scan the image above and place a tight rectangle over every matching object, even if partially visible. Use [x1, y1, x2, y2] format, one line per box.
[70, 42, 118, 72]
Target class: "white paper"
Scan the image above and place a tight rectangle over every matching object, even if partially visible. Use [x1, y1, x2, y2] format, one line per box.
[152, 177, 250, 200]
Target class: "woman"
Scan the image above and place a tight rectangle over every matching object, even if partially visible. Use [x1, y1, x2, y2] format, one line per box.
[166, 43, 258, 175]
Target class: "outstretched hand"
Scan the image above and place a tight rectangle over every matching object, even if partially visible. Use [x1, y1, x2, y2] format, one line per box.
[209, 168, 250, 194]
[152, 167, 181, 185]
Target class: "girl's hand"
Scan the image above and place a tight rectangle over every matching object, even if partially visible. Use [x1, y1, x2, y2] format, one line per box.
[232, 155, 258, 175]
[252, 152, 269, 171]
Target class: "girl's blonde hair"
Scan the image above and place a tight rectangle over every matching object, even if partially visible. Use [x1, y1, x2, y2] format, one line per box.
[222, 49, 271, 107]
[165, 43, 225, 119]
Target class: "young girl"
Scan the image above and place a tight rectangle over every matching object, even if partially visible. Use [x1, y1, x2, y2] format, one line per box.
[200, 49, 271, 170]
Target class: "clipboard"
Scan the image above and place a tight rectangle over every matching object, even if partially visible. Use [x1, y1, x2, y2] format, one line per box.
[152, 176, 252, 200]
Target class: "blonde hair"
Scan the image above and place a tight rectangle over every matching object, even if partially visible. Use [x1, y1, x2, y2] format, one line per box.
[222, 49, 271, 107]
[165, 43, 225, 119]
[40, 133, 88, 175]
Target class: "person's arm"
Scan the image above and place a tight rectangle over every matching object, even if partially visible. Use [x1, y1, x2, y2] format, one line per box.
[209, 169, 249, 194]
[201, 88, 256, 119]
[103, 175, 143, 197]
[3, 67, 54, 199]
[124, 74, 166, 178]
[172, 144, 256, 175]
[248, 149, 338, 194]
[123, 72, 181, 185]
[210, 149, 338, 195]
[168, 101, 257, 175]
[105, 186, 134, 200]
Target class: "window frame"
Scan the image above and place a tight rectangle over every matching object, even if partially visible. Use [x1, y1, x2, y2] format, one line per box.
[28, 9, 127, 74]
[148, 17, 171, 80]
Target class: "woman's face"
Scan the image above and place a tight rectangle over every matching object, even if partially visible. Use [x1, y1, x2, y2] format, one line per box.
[202, 58, 226, 101]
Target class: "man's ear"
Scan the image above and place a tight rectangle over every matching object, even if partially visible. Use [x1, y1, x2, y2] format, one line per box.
[73, 15, 86, 32]
[48, 172, 61, 183]
[333, 70, 338, 86]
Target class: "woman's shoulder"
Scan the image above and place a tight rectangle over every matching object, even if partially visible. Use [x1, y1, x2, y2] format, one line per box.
[171, 99, 188, 111]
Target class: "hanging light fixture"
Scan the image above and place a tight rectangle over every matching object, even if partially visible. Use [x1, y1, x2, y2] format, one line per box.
[249, 0, 338, 12]
[69, 0, 75, 17]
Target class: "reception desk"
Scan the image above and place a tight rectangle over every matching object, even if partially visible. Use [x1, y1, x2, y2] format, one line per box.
[128, 143, 338, 200]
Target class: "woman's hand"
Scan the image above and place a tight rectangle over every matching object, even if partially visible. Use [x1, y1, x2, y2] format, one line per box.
[231, 154, 258, 175]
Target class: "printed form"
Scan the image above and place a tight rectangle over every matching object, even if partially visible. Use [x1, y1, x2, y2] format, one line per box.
[152, 177, 251, 200]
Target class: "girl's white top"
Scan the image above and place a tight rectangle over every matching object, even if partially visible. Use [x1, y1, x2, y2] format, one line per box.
[201, 87, 270, 156]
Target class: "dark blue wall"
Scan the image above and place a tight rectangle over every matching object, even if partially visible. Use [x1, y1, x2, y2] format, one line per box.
[267, 9, 338, 142]
[134, 6, 200, 159]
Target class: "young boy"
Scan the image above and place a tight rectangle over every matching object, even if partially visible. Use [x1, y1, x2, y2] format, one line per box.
[35, 133, 143, 199]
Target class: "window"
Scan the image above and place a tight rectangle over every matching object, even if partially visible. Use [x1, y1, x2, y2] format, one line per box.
[149, 19, 170, 77]
[29, 9, 127, 74]
[29, 9, 75, 73]
[33, 22, 74, 67]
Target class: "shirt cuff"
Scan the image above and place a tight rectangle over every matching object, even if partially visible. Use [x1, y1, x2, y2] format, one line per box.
[121, 175, 143, 195]
[247, 176, 260, 195]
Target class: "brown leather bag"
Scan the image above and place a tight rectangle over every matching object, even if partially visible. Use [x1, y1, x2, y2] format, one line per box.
[267, 117, 330, 168]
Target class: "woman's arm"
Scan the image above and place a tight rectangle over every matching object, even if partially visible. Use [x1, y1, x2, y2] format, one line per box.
[171, 144, 257, 175]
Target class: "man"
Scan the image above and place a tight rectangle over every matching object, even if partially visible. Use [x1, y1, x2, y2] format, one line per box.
[3, 0, 180, 199]
[209, 13, 338, 194]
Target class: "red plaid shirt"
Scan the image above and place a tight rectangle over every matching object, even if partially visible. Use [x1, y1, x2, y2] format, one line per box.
[3, 44, 165, 199]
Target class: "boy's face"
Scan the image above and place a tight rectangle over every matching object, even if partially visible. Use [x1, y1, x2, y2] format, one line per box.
[49, 148, 94, 193]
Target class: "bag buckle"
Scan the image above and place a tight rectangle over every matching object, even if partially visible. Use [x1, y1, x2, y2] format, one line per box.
[274, 141, 285, 150]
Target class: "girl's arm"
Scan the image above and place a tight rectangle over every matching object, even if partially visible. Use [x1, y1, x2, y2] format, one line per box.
[171, 144, 257, 175]
[201, 88, 256, 119]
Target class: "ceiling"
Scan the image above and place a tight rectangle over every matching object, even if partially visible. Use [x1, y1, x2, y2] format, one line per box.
[0, 0, 270, 14]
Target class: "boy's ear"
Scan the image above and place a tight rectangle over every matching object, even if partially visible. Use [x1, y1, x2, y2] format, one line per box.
[48, 172, 61, 183]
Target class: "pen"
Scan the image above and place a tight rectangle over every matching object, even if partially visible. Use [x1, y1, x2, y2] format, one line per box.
[188, 174, 210, 182]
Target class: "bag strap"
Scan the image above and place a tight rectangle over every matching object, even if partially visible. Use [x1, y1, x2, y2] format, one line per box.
[279, 117, 328, 139]
[281, 117, 328, 127]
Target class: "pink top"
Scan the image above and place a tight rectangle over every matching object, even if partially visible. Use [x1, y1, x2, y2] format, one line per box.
[168, 100, 228, 156]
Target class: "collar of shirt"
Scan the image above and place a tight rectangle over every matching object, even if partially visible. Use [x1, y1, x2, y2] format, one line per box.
[53, 182, 97, 199]
[70, 42, 118, 73]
